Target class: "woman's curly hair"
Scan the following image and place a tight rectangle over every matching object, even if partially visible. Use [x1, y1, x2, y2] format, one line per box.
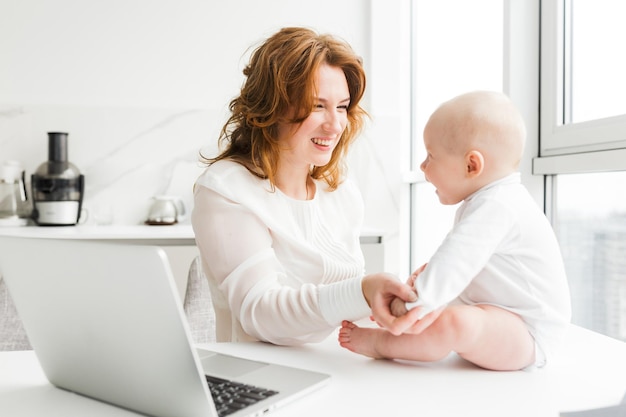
[201, 27, 368, 191]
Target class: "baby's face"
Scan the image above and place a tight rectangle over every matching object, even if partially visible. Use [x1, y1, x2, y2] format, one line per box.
[420, 124, 473, 205]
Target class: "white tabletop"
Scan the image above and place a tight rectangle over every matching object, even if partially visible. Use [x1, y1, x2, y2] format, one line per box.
[1, 324, 625, 417]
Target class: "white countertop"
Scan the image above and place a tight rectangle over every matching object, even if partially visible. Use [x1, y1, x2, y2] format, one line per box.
[0, 224, 196, 245]
[0, 224, 384, 245]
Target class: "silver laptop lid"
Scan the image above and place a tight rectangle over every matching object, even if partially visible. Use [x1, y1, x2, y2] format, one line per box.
[0, 236, 216, 417]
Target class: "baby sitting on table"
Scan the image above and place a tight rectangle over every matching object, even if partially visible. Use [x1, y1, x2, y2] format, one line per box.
[339, 91, 571, 371]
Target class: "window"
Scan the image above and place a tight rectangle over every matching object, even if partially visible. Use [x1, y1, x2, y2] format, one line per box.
[568, 1, 626, 123]
[410, 0, 503, 269]
[554, 172, 626, 341]
[539, 0, 626, 158]
[538, 0, 626, 342]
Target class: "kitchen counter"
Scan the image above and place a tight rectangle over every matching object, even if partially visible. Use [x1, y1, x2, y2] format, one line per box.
[0, 224, 196, 245]
[0, 224, 387, 298]
[0, 224, 384, 245]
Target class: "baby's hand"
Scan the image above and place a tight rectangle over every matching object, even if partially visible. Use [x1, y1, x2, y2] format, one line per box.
[407, 263, 427, 286]
[395, 266, 424, 317]
[403, 306, 445, 335]
[390, 296, 408, 317]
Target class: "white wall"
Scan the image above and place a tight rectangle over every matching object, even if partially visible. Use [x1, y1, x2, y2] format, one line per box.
[0, 0, 410, 273]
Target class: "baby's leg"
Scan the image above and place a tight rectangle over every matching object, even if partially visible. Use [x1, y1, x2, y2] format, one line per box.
[339, 305, 535, 370]
[338, 320, 452, 362]
[452, 304, 535, 371]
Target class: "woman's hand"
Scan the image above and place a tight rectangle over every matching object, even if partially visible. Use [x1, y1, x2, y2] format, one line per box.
[361, 273, 420, 336]
[389, 263, 428, 317]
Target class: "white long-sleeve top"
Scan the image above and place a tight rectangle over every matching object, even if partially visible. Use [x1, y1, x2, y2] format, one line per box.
[407, 173, 572, 362]
[191, 160, 370, 345]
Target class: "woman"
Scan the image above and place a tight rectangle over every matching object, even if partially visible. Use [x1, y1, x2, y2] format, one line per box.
[192, 27, 416, 345]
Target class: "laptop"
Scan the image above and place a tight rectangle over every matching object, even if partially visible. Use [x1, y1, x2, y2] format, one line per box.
[0, 235, 330, 417]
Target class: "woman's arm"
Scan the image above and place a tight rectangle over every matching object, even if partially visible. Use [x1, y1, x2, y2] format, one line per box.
[192, 185, 368, 344]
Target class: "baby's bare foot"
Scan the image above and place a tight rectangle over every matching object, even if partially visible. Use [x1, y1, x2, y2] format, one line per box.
[338, 320, 386, 359]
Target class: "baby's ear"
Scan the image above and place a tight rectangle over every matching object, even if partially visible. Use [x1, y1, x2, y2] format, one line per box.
[465, 150, 484, 177]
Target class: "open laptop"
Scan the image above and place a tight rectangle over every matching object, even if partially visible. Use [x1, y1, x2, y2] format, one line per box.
[0, 235, 330, 417]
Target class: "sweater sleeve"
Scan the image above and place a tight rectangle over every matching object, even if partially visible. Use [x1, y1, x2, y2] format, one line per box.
[318, 276, 371, 325]
[192, 170, 369, 345]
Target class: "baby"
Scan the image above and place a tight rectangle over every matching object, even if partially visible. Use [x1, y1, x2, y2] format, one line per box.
[339, 91, 571, 371]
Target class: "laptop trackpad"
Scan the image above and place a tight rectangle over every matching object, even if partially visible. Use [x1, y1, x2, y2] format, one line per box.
[200, 353, 268, 378]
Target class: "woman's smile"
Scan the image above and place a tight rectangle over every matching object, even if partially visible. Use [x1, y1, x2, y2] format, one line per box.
[311, 137, 334, 147]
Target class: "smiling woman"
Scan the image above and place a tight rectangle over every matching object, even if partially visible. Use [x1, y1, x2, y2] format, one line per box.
[190, 27, 416, 345]
[206, 27, 367, 193]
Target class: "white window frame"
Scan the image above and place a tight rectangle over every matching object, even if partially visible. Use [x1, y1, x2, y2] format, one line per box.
[534, 0, 626, 175]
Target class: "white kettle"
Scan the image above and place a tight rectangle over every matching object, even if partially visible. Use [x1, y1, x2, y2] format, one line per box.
[0, 160, 30, 226]
[145, 195, 186, 225]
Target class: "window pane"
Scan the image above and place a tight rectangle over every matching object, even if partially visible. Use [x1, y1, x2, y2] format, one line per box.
[569, 1, 626, 123]
[555, 171, 626, 341]
[411, 0, 502, 267]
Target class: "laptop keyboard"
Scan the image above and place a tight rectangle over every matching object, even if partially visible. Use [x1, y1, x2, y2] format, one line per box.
[206, 375, 279, 417]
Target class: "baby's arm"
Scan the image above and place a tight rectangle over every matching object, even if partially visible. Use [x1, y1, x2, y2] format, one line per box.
[377, 263, 450, 335]
[403, 263, 428, 314]
[402, 306, 444, 334]
[389, 265, 423, 317]
[389, 264, 426, 317]
[389, 296, 442, 335]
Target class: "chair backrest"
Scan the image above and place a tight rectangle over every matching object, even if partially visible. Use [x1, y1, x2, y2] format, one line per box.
[0, 275, 32, 351]
[183, 256, 216, 344]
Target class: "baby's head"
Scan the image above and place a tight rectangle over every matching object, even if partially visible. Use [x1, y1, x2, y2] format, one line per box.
[421, 91, 526, 204]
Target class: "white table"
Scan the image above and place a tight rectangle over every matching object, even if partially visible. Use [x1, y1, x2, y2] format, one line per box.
[1, 324, 625, 417]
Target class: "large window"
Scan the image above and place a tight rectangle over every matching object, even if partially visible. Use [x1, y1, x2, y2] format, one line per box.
[410, 0, 503, 269]
[555, 172, 626, 341]
[568, 1, 626, 123]
[538, 0, 626, 158]
[538, 0, 626, 342]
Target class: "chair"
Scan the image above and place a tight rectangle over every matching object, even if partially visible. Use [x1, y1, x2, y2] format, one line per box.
[183, 256, 216, 344]
[0, 275, 32, 351]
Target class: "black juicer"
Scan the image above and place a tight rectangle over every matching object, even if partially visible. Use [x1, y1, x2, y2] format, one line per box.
[31, 132, 85, 226]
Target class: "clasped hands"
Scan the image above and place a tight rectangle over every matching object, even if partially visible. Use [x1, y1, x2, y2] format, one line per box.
[362, 264, 441, 335]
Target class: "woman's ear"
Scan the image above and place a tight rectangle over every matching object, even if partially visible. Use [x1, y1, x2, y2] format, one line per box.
[465, 150, 484, 177]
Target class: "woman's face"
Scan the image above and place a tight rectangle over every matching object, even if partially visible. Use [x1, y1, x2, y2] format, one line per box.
[278, 63, 350, 169]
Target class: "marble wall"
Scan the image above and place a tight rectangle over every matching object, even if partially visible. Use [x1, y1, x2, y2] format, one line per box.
[0, 104, 220, 225]
[0, 0, 412, 272]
